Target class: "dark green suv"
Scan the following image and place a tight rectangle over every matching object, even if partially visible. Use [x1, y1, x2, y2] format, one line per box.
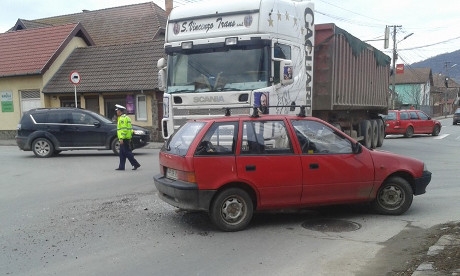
[16, 108, 150, 158]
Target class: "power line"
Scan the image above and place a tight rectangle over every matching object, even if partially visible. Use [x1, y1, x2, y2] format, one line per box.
[400, 36, 460, 51]
[317, 0, 387, 25]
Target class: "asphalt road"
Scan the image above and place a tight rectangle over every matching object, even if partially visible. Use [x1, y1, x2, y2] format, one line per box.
[1, 118, 459, 275]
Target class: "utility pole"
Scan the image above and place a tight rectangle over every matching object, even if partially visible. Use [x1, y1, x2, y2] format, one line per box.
[389, 25, 401, 109]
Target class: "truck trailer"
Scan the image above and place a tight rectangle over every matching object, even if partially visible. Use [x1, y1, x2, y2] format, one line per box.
[158, 0, 390, 148]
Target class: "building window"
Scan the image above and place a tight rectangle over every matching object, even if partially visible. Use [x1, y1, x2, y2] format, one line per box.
[20, 90, 41, 115]
[136, 95, 147, 120]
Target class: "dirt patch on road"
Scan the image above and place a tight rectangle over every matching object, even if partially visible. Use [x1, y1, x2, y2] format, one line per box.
[356, 221, 460, 275]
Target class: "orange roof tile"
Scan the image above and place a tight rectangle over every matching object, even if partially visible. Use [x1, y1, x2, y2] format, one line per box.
[0, 23, 93, 77]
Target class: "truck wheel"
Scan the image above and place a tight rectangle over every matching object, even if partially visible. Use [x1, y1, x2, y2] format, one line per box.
[370, 120, 378, 149]
[111, 139, 120, 155]
[432, 125, 440, 136]
[376, 119, 385, 147]
[32, 138, 54, 158]
[404, 126, 414, 138]
[210, 188, 253, 232]
[360, 120, 372, 149]
[371, 176, 413, 215]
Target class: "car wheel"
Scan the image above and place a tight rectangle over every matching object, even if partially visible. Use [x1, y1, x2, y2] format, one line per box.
[376, 119, 385, 147]
[404, 126, 414, 138]
[372, 176, 413, 215]
[32, 138, 54, 158]
[370, 120, 378, 149]
[111, 139, 120, 155]
[209, 188, 253, 232]
[432, 125, 440, 136]
[360, 120, 372, 148]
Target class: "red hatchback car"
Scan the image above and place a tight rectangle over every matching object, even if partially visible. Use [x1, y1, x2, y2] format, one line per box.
[154, 108, 431, 231]
[385, 109, 441, 138]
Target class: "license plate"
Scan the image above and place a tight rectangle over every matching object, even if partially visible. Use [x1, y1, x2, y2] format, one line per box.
[166, 168, 178, 180]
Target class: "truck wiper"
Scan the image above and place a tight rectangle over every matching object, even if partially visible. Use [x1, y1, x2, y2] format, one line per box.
[169, 89, 195, 94]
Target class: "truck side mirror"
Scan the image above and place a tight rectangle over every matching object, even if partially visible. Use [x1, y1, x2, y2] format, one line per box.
[280, 60, 294, 86]
[157, 58, 167, 91]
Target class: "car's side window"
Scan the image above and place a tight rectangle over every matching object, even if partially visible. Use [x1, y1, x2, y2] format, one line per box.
[71, 112, 92, 125]
[418, 111, 429, 120]
[46, 111, 71, 124]
[400, 112, 409, 120]
[195, 122, 238, 156]
[409, 111, 419, 120]
[241, 120, 292, 155]
[31, 113, 47, 123]
[291, 120, 352, 154]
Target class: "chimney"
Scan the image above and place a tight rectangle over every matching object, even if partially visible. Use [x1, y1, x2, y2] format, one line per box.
[165, 0, 173, 16]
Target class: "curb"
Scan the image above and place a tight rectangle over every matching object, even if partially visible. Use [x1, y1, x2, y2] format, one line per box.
[412, 234, 460, 275]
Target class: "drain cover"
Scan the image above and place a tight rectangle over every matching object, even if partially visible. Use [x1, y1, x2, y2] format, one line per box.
[301, 218, 361, 232]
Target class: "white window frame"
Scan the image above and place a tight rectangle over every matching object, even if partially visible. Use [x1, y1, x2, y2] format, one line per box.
[136, 95, 147, 121]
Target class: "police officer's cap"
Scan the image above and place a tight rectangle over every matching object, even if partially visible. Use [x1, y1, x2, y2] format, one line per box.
[115, 104, 126, 111]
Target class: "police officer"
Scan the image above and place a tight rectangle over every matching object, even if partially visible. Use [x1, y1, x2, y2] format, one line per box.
[115, 104, 141, 171]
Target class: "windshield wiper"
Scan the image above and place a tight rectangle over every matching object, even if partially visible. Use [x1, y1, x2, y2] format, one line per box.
[168, 89, 195, 94]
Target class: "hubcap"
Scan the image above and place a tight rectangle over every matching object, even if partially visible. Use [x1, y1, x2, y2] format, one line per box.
[221, 197, 244, 222]
[35, 141, 50, 156]
[379, 185, 403, 209]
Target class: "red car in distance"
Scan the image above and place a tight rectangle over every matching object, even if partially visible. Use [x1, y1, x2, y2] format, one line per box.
[154, 107, 432, 231]
[385, 109, 441, 138]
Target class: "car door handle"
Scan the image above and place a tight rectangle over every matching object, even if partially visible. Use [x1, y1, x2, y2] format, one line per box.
[309, 163, 319, 169]
[245, 165, 256, 171]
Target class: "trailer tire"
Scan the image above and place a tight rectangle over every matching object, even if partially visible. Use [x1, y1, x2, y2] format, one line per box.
[360, 120, 372, 149]
[370, 120, 378, 149]
[376, 119, 385, 147]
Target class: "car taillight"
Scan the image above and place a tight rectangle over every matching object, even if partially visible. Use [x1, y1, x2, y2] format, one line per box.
[178, 171, 196, 183]
[164, 166, 196, 183]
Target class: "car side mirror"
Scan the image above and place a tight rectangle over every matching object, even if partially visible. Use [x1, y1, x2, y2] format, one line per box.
[352, 142, 362, 154]
[93, 122, 101, 127]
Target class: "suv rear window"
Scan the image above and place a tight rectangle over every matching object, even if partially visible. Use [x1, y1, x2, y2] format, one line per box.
[30, 113, 47, 123]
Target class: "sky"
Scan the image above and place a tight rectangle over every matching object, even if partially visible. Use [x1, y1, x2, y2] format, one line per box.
[1, 0, 460, 71]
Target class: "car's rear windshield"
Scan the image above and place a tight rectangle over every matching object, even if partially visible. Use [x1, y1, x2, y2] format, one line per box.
[386, 112, 396, 120]
[164, 122, 206, 156]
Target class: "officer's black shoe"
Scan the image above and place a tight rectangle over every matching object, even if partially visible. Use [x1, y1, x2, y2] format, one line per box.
[115, 168, 124, 171]
[132, 164, 141, 170]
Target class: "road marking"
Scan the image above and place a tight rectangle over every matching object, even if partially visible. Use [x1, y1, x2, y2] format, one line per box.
[434, 134, 449, 139]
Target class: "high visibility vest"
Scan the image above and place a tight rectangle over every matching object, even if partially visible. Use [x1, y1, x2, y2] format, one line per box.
[117, 114, 133, 140]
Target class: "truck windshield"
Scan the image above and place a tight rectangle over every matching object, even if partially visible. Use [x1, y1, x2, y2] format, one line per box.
[166, 45, 270, 93]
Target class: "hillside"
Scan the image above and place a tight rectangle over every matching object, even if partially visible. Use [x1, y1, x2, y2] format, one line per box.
[411, 50, 460, 83]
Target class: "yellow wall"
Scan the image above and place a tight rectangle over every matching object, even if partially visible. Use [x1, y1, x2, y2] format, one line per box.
[0, 75, 42, 130]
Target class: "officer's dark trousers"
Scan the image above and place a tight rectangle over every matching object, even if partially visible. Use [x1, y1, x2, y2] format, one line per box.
[118, 140, 140, 170]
